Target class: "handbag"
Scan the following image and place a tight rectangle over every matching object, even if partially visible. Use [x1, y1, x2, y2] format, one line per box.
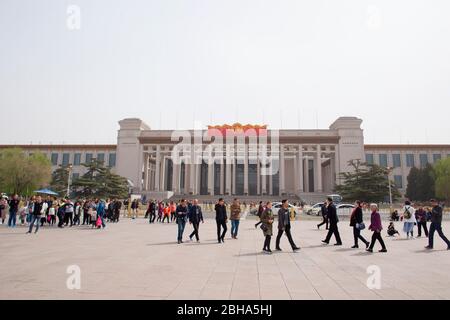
[356, 222, 365, 230]
[260, 224, 268, 232]
[96, 216, 102, 228]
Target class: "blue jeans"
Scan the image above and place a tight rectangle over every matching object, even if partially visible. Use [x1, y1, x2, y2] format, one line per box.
[428, 222, 450, 248]
[231, 220, 240, 237]
[28, 215, 41, 233]
[177, 219, 186, 241]
[8, 210, 17, 227]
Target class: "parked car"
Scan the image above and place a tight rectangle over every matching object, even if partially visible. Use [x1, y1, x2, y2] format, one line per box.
[271, 202, 300, 216]
[306, 203, 325, 216]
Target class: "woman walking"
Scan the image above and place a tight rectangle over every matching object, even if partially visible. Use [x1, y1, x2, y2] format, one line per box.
[367, 203, 387, 253]
[349, 200, 369, 249]
[403, 201, 416, 239]
[261, 202, 274, 254]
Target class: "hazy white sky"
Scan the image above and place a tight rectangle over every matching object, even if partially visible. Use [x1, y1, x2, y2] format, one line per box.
[1, 0, 449, 144]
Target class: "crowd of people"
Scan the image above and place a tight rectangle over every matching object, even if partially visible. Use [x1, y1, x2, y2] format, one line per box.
[1, 192, 449, 253]
[0, 194, 123, 233]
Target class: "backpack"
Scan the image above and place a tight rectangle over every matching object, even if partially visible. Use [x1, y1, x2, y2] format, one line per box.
[404, 207, 412, 219]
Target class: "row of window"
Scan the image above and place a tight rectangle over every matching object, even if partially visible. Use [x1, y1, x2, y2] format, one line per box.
[365, 153, 448, 168]
[49, 153, 116, 167]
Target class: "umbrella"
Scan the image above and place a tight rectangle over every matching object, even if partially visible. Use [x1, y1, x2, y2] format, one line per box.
[34, 189, 59, 196]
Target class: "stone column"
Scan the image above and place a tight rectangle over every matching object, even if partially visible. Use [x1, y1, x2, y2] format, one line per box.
[298, 145, 304, 193]
[189, 153, 195, 195]
[256, 159, 261, 195]
[232, 158, 236, 195]
[220, 160, 224, 194]
[279, 144, 285, 196]
[160, 156, 166, 191]
[143, 153, 149, 191]
[208, 161, 214, 195]
[155, 146, 161, 192]
[172, 160, 178, 193]
[244, 144, 249, 195]
[304, 157, 309, 193]
[226, 145, 232, 195]
[316, 145, 323, 192]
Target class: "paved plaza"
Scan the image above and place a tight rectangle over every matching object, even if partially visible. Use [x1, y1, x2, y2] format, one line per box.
[1, 216, 450, 300]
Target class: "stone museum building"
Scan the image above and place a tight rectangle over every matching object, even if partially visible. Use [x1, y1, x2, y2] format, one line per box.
[1, 117, 449, 200]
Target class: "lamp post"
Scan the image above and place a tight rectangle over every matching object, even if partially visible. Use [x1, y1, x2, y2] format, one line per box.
[67, 164, 73, 198]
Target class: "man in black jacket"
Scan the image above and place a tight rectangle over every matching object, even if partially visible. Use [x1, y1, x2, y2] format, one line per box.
[176, 199, 188, 244]
[275, 200, 300, 252]
[322, 197, 342, 246]
[27, 196, 42, 234]
[188, 199, 204, 242]
[425, 199, 450, 250]
[215, 198, 228, 243]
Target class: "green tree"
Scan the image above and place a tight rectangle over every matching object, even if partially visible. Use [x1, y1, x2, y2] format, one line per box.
[49, 165, 71, 196]
[0, 148, 52, 196]
[335, 159, 401, 203]
[71, 159, 128, 199]
[405, 165, 435, 201]
[434, 157, 450, 202]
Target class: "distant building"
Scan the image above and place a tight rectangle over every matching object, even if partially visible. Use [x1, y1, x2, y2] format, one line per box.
[1, 117, 449, 200]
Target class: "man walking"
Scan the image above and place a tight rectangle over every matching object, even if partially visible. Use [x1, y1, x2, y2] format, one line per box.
[27, 196, 43, 234]
[215, 198, 228, 243]
[188, 199, 204, 242]
[8, 194, 20, 228]
[255, 201, 264, 229]
[425, 199, 450, 250]
[322, 197, 342, 246]
[275, 200, 300, 252]
[176, 199, 188, 244]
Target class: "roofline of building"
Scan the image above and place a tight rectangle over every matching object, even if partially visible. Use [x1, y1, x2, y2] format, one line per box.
[0, 144, 117, 149]
[365, 144, 450, 149]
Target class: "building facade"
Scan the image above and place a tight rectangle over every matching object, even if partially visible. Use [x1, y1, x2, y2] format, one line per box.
[1, 116, 449, 200]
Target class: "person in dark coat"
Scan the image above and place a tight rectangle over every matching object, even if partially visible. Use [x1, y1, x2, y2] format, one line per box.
[188, 199, 204, 242]
[317, 202, 328, 230]
[322, 197, 342, 246]
[349, 200, 369, 248]
[415, 206, 429, 237]
[367, 203, 387, 252]
[255, 201, 264, 229]
[27, 196, 43, 234]
[260, 202, 275, 253]
[425, 199, 450, 250]
[175, 199, 188, 244]
[275, 200, 300, 252]
[214, 198, 228, 243]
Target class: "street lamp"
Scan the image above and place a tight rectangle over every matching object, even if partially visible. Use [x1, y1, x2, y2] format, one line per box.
[386, 166, 393, 210]
[67, 164, 73, 198]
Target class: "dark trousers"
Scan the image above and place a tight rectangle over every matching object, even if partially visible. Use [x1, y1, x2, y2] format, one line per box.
[276, 225, 297, 249]
[189, 222, 200, 241]
[255, 220, 262, 227]
[369, 231, 386, 250]
[263, 235, 272, 250]
[57, 213, 65, 227]
[65, 212, 73, 226]
[149, 212, 156, 223]
[417, 221, 429, 237]
[50, 215, 56, 225]
[73, 214, 81, 225]
[216, 220, 227, 241]
[318, 216, 329, 229]
[162, 215, 170, 223]
[353, 226, 369, 246]
[324, 223, 342, 244]
[428, 222, 450, 248]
